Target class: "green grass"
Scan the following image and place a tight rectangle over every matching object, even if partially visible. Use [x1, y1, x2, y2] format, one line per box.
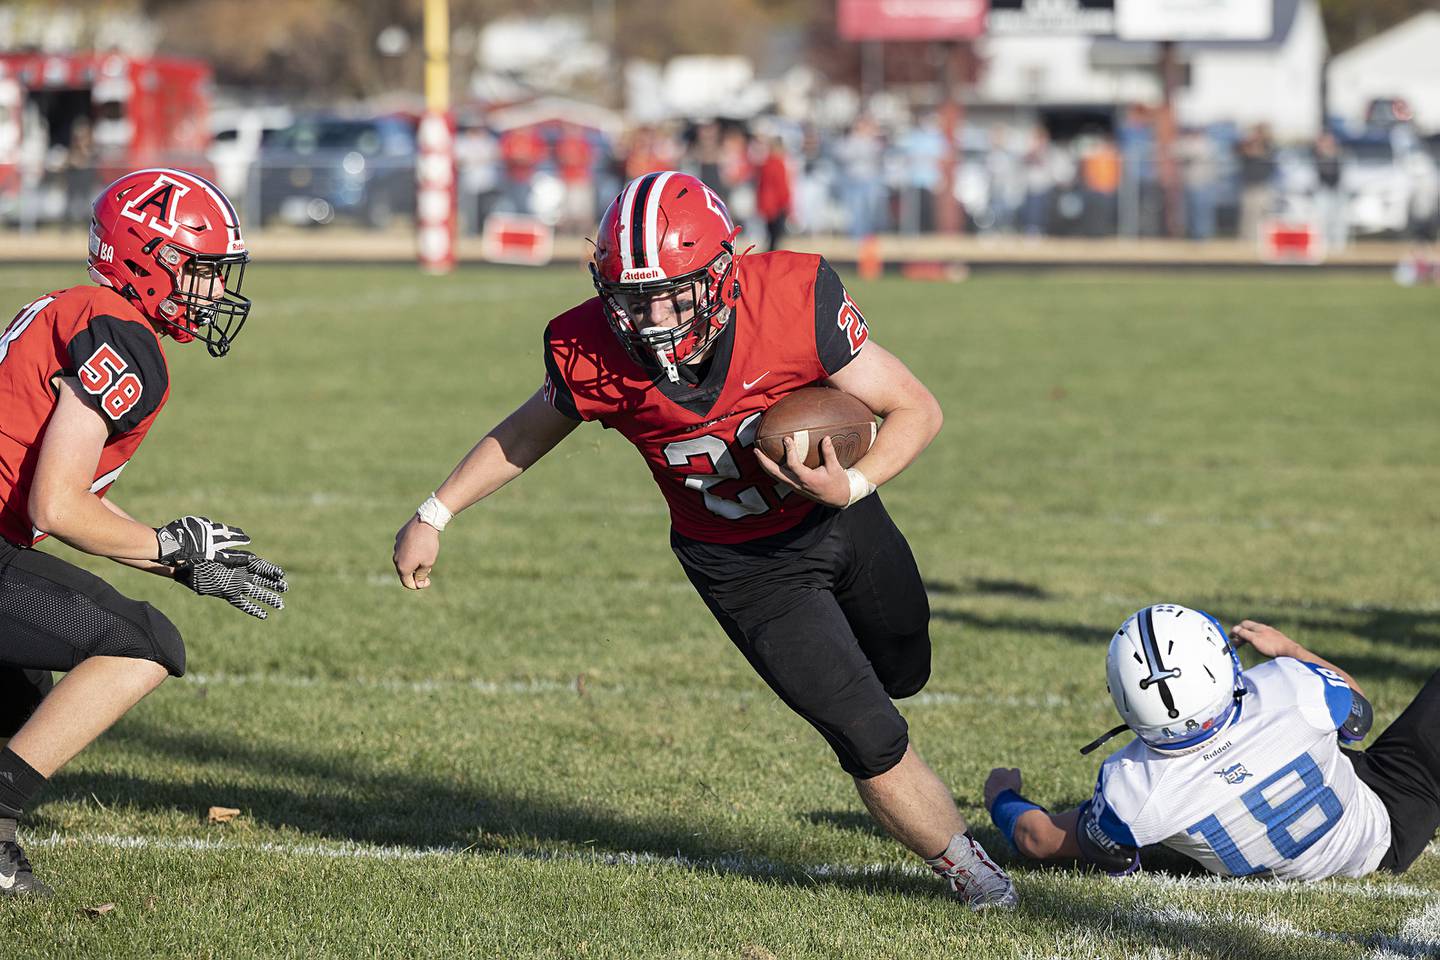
[2, 263, 1437, 959]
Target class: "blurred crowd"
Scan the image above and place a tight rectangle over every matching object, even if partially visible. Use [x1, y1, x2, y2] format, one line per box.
[17, 107, 1440, 248]
[448, 111, 1440, 248]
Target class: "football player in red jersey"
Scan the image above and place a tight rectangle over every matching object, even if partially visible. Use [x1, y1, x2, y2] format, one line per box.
[394, 171, 1015, 909]
[0, 169, 286, 896]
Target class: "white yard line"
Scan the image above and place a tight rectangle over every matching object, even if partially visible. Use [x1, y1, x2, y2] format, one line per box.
[31, 831, 1439, 952]
[30, 830, 1436, 903]
[1366, 899, 1440, 960]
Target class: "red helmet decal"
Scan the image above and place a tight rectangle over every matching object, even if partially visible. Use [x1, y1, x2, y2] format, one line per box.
[89, 168, 253, 357]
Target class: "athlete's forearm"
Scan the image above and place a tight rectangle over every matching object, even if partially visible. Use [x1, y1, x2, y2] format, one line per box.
[852, 396, 942, 488]
[31, 489, 159, 561]
[1013, 808, 1083, 860]
[432, 390, 578, 515]
[1283, 643, 1365, 698]
[98, 498, 175, 576]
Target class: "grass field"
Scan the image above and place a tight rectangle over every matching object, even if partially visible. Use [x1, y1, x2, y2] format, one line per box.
[2, 262, 1437, 959]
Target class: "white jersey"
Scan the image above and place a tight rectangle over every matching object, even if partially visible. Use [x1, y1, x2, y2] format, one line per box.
[1081, 658, 1391, 880]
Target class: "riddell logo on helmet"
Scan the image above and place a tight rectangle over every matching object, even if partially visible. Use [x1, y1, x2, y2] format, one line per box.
[620, 267, 666, 282]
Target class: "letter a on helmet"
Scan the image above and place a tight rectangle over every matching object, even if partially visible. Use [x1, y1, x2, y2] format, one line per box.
[89, 168, 252, 357]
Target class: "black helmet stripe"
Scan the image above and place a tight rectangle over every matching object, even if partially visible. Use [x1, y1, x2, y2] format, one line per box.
[627, 172, 661, 268]
[1137, 606, 1181, 718]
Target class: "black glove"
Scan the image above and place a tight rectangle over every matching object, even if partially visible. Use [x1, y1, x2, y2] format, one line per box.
[175, 554, 288, 620]
[155, 516, 250, 566]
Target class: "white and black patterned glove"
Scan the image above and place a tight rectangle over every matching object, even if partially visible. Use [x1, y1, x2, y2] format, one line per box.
[176, 554, 288, 620]
[155, 516, 251, 566]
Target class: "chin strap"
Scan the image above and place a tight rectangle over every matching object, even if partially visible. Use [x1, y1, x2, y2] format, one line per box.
[1079, 723, 1132, 756]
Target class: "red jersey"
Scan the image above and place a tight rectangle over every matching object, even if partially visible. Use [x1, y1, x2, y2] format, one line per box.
[0, 285, 170, 546]
[543, 252, 870, 544]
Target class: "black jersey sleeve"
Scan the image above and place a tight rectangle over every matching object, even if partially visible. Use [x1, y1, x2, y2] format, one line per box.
[541, 326, 583, 421]
[813, 257, 870, 376]
[65, 314, 169, 435]
[1076, 798, 1141, 875]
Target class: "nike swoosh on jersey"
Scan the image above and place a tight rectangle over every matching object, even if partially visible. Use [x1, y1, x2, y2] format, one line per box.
[742, 372, 770, 390]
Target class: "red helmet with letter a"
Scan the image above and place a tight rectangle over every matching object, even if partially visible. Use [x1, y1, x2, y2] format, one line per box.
[88, 168, 252, 357]
[590, 171, 742, 381]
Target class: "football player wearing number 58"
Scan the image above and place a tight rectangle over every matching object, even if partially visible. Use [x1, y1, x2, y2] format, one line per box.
[394, 171, 1017, 910]
[985, 606, 1439, 881]
[0, 170, 286, 896]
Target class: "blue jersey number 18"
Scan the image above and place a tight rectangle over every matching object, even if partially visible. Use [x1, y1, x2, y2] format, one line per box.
[1186, 752, 1344, 876]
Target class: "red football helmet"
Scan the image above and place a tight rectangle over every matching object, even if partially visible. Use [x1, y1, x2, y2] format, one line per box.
[88, 168, 251, 357]
[590, 171, 742, 381]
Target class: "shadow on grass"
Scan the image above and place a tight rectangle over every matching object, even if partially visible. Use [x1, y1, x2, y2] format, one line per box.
[924, 578, 1052, 601]
[1022, 881, 1388, 960]
[929, 597, 1437, 687]
[47, 721, 940, 900]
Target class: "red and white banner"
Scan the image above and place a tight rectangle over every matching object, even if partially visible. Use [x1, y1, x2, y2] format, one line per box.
[416, 109, 456, 274]
[837, 0, 987, 41]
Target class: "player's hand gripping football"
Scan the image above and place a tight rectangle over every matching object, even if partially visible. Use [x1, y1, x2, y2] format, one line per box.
[393, 516, 440, 590]
[752, 435, 851, 508]
[176, 554, 288, 620]
[155, 515, 251, 566]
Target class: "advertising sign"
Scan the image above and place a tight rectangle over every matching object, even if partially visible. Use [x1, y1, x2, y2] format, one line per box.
[1115, 0, 1272, 40]
[988, 0, 1114, 35]
[837, 0, 988, 41]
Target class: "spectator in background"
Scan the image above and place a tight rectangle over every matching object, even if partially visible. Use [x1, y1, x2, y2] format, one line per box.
[985, 124, 1023, 234]
[835, 115, 886, 238]
[1021, 125, 1056, 237]
[455, 122, 500, 235]
[498, 124, 546, 215]
[1313, 130, 1347, 253]
[688, 121, 725, 204]
[720, 126, 755, 227]
[62, 117, 97, 230]
[1078, 130, 1121, 237]
[554, 124, 597, 233]
[755, 136, 793, 251]
[1237, 123, 1275, 242]
[1180, 128, 1221, 241]
[621, 124, 676, 181]
[898, 111, 945, 234]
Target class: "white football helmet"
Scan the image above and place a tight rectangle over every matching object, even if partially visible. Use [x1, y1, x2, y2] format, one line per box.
[1106, 604, 1244, 752]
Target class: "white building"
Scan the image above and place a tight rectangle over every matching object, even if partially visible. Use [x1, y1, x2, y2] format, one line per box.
[1327, 11, 1440, 135]
[977, 0, 1328, 142]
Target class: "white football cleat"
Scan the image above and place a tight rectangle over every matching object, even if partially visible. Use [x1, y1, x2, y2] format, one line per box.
[927, 832, 1019, 911]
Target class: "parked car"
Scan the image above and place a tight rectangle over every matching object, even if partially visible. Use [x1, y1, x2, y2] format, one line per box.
[256, 115, 417, 228]
[1273, 134, 1439, 239]
[207, 105, 293, 205]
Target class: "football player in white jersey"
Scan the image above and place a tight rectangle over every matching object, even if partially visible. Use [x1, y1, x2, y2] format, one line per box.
[982, 604, 1439, 880]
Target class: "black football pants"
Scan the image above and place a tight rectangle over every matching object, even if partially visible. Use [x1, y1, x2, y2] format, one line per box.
[676, 495, 931, 779]
[1343, 668, 1440, 873]
[0, 538, 185, 736]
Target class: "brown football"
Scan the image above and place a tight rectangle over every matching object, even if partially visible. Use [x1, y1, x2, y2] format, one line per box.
[755, 387, 876, 469]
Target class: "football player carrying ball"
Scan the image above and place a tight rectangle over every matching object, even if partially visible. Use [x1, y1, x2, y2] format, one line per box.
[394, 171, 1015, 910]
[0, 170, 286, 896]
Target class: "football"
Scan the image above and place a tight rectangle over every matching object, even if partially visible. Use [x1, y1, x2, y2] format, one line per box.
[755, 387, 876, 469]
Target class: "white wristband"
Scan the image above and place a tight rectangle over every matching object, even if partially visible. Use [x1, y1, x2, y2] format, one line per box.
[416, 493, 454, 532]
[844, 468, 876, 508]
